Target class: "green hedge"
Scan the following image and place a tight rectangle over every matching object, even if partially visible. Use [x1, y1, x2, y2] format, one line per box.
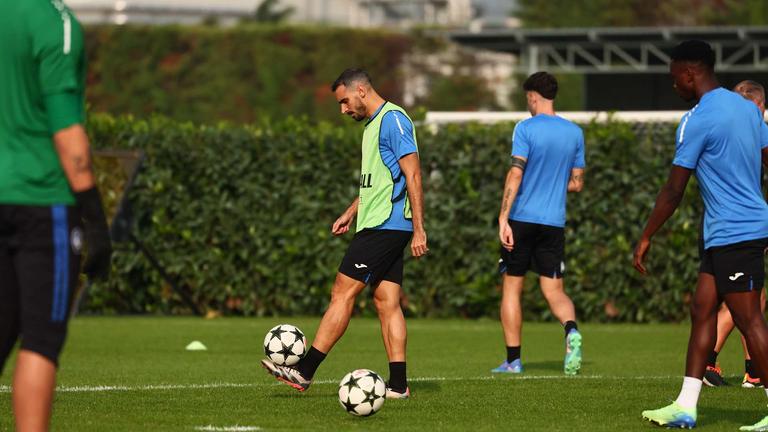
[86, 115, 704, 322]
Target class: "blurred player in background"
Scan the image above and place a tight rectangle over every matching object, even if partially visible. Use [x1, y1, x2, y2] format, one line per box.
[0, 1, 112, 430]
[493, 71, 585, 376]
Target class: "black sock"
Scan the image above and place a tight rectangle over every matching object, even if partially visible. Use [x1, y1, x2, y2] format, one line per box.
[388, 362, 407, 392]
[296, 346, 326, 380]
[564, 321, 578, 337]
[506, 346, 521, 363]
[707, 350, 719, 368]
[746, 359, 755, 376]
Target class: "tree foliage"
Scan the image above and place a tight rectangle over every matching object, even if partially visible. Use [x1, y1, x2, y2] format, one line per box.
[82, 25, 501, 124]
[251, 0, 294, 23]
[514, 0, 768, 27]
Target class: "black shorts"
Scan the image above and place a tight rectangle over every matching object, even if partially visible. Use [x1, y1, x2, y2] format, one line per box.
[499, 219, 565, 279]
[0, 204, 83, 372]
[699, 237, 768, 295]
[339, 229, 412, 286]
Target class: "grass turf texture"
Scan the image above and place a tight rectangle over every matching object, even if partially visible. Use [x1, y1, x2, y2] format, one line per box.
[0, 317, 766, 431]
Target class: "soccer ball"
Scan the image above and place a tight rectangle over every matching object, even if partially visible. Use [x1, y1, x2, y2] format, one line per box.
[263, 324, 307, 366]
[338, 369, 386, 417]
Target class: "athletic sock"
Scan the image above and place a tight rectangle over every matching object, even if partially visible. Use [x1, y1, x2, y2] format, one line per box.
[388, 362, 407, 392]
[506, 346, 521, 363]
[746, 359, 755, 376]
[296, 346, 326, 380]
[707, 350, 719, 368]
[675, 376, 702, 409]
[564, 320, 578, 337]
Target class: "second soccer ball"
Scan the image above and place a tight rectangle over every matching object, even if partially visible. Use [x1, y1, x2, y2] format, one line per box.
[338, 369, 386, 417]
[263, 324, 307, 366]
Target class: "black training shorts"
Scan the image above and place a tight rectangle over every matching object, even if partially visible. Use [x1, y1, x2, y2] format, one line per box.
[339, 229, 412, 286]
[499, 219, 565, 279]
[0, 204, 83, 372]
[700, 237, 768, 295]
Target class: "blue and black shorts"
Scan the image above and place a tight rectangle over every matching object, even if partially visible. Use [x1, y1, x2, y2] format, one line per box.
[499, 219, 565, 279]
[339, 228, 412, 286]
[0, 204, 82, 372]
[700, 237, 768, 295]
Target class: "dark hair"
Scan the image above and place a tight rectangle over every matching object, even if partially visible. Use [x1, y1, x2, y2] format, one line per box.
[523, 72, 558, 100]
[670, 40, 715, 70]
[331, 68, 372, 92]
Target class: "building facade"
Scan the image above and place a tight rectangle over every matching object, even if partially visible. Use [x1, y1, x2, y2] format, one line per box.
[66, 0, 474, 28]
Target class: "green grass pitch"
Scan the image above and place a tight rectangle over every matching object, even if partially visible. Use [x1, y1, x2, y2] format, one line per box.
[0, 317, 765, 431]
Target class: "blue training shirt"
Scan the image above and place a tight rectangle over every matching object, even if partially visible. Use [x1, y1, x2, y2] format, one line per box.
[673, 87, 768, 249]
[509, 114, 585, 227]
[369, 104, 418, 232]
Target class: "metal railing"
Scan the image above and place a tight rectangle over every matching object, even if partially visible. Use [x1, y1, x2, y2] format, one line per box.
[424, 110, 689, 125]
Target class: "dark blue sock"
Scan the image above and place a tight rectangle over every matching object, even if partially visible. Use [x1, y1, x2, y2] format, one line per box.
[506, 346, 521, 363]
[296, 346, 326, 379]
[564, 321, 578, 337]
[388, 362, 407, 392]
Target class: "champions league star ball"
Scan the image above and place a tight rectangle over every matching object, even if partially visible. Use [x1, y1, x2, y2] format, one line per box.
[263, 324, 307, 366]
[338, 369, 386, 417]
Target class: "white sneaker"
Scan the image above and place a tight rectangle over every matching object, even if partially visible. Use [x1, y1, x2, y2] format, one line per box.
[385, 386, 410, 399]
[260, 359, 311, 392]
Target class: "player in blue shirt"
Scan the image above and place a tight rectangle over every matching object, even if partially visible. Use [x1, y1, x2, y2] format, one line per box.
[636, 41, 768, 430]
[261, 69, 427, 400]
[493, 72, 585, 376]
[704, 80, 768, 388]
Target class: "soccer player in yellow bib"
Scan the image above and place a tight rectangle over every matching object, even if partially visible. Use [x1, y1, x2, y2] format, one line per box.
[261, 69, 427, 400]
[0, 1, 112, 430]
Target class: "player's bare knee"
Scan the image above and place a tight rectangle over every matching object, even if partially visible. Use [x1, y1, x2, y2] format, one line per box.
[330, 277, 362, 303]
[689, 290, 719, 320]
[501, 287, 523, 303]
[688, 306, 711, 324]
[373, 297, 398, 317]
[373, 295, 385, 311]
[541, 288, 566, 304]
[740, 313, 768, 335]
[329, 289, 357, 307]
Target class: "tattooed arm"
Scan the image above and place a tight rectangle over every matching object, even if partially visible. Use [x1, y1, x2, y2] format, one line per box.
[53, 124, 95, 192]
[53, 124, 112, 279]
[498, 156, 526, 251]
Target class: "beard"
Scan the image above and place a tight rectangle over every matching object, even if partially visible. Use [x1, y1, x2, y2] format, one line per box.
[350, 101, 366, 121]
[675, 88, 696, 102]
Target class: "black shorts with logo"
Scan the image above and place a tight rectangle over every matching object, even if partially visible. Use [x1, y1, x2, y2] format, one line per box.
[339, 229, 412, 286]
[699, 237, 768, 295]
[499, 219, 565, 279]
[0, 205, 83, 372]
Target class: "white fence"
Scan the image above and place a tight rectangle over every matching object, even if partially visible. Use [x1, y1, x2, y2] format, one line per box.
[424, 111, 688, 125]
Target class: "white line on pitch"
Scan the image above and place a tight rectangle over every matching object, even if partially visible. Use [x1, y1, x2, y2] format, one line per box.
[0, 375, 679, 394]
[0, 382, 256, 394]
[194, 426, 261, 432]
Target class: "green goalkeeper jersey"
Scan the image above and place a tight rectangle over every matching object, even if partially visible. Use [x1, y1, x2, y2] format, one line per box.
[0, 0, 86, 205]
